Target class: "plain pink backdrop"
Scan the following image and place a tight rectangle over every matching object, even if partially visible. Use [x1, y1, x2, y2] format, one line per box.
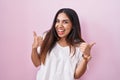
[0, 0, 120, 80]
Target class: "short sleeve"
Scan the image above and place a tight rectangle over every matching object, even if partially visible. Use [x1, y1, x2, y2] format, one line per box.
[78, 49, 83, 63]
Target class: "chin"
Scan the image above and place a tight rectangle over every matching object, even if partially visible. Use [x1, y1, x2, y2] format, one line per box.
[58, 35, 66, 39]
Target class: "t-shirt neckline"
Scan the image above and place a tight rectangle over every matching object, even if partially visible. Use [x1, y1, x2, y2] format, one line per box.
[56, 42, 69, 48]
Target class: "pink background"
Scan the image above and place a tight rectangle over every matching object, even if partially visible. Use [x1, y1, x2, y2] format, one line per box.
[0, 0, 120, 80]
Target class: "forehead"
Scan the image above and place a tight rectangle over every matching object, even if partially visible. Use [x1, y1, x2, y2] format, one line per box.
[57, 13, 70, 20]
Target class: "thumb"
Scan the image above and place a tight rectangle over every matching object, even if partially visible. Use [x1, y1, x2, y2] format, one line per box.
[33, 31, 37, 37]
[38, 36, 43, 41]
[89, 42, 96, 48]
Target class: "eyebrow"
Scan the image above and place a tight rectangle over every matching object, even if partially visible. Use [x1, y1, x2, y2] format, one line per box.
[56, 18, 70, 21]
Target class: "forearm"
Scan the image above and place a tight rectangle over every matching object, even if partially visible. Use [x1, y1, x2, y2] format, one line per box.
[74, 58, 88, 79]
[74, 42, 95, 79]
[31, 48, 41, 67]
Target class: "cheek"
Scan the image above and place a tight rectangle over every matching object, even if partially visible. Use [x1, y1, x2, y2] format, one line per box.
[55, 23, 57, 28]
[66, 25, 72, 32]
[55, 24, 57, 30]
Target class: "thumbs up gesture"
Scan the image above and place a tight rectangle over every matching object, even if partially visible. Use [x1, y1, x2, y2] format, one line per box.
[32, 31, 43, 49]
[79, 42, 95, 61]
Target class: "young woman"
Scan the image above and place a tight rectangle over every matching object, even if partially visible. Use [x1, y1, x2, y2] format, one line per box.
[31, 8, 95, 80]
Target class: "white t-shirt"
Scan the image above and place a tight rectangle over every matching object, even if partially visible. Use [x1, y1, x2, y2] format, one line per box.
[36, 43, 83, 80]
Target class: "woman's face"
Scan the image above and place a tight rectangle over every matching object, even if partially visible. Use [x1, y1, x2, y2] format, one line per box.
[55, 12, 72, 39]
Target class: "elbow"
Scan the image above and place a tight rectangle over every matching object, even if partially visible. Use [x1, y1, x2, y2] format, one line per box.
[34, 63, 40, 67]
[32, 61, 41, 68]
[74, 73, 82, 79]
[32, 61, 41, 67]
[74, 67, 87, 79]
[31, 57, 41, 67]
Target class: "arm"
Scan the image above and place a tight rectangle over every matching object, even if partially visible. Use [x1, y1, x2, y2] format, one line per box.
[74, 42, 95, 79]
[74, 55, 90, 79]
[31, 47, 41, 67]
[31, 31, 43, 67]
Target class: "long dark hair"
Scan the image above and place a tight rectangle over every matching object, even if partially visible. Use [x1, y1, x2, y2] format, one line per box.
[39, 8, 85, 64]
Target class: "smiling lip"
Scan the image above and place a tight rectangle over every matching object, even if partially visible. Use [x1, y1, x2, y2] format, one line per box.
[57, 29, 65, 35]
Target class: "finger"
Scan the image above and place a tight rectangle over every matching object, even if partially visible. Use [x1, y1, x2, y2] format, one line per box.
[90, 42, 96, 48]
[33, 31, 37, 37]
[88, 56, 92, 61]
[80, 42, 86, 45]
[38, 36, 43, 41]
[38, 36, 43, 39]
[80, 42, 87, 48]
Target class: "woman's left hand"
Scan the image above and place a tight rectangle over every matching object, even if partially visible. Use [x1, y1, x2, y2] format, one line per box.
[80, 42, 95, 59]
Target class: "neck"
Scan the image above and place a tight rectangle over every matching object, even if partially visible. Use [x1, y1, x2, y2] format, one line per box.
[58, 38, 68, 47]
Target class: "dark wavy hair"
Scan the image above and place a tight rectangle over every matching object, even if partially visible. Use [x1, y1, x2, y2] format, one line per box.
[39, 8, 85, 64]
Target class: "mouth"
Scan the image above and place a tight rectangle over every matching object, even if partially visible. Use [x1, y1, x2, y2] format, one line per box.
[57, 29, 65, 35]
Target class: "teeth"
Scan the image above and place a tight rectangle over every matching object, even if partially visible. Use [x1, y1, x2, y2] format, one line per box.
[58, 29, 64, 32]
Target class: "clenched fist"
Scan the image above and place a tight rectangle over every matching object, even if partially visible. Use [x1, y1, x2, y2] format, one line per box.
[80, 42, 95, 61]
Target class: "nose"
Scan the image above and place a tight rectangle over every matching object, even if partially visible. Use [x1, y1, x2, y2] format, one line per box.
[56, 22, 63, 28]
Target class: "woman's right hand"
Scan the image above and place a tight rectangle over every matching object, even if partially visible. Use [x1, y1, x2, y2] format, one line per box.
[32, 31, 43, 49]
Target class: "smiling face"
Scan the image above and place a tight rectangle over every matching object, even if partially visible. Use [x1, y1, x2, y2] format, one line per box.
[55, 13, 72, 40]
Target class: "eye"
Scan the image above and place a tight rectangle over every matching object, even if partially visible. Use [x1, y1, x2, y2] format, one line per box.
[64, 21, 68, 23]
[63, 20, 69, 24]
[56, 19, 59, 23]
